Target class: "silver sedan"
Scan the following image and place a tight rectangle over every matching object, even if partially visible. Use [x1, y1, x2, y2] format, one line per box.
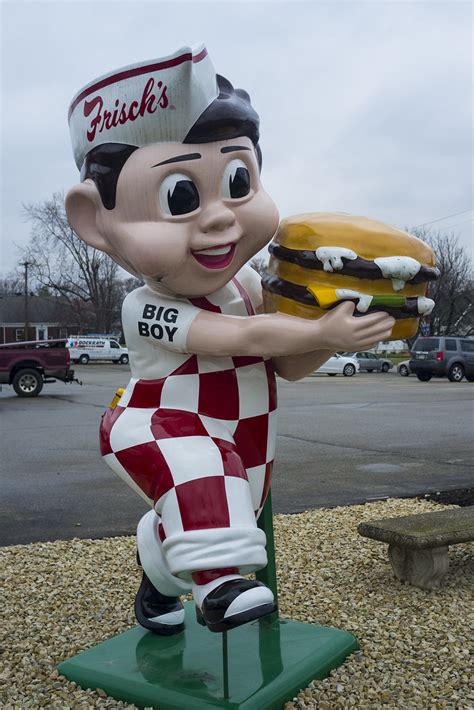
[342, 351, 394, 372]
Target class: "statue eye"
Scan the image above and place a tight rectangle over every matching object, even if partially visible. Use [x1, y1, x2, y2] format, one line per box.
[222, 159, 251, 199]
[159, 173, 200, 216]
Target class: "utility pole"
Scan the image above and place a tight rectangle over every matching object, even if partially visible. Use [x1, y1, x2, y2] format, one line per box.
[20, 261, 31, 341]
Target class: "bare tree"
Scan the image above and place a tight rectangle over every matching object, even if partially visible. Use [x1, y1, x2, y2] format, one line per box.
[20, 193, 123, 333]
[120, 275, 144, 296]
[249, 255, 268, 276]
[410, 227, 473, 336]
[0, 275, 23, 296]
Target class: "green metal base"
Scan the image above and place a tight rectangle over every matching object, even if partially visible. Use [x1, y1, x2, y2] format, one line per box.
[58, 603, 358, 709]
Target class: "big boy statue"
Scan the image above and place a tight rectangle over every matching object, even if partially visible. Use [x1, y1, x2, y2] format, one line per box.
[66, 45, 394, 636]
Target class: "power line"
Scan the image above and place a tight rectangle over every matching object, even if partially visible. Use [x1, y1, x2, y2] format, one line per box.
[413, 209, 473, 229]
[440, 217, 474, 231]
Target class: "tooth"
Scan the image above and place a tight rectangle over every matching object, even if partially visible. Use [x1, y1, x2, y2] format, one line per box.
[196, 245, 231, 256]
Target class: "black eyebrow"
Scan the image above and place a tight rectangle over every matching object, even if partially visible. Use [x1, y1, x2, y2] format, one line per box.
[220, 145, 251, 154]
[153, 153, 202, 167]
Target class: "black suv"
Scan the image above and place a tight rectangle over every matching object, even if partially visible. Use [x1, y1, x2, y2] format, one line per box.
[409, 336, 474, 382]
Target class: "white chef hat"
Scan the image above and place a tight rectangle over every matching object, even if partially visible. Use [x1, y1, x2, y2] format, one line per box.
[68, 44, 218, 170]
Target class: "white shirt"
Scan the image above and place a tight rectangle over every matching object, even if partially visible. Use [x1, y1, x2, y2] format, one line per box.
[121, 264, 263, 381]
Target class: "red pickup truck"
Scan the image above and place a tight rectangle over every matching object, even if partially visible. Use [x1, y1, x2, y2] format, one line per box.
[0, 339, 80, 397]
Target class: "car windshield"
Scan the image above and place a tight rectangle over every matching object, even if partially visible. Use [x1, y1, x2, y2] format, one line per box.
[413, 338, 440, 351]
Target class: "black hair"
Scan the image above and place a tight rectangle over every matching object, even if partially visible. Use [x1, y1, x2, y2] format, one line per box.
[80, 144, 138, 210]
[81, 74, 262, 210]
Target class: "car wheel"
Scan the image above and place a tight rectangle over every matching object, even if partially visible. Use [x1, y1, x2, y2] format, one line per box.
[343, 364, 356, 377]
[119, 354, 129, 365]
[448, 363, 464, 382]
[12, 368, 44, 397]
[78, 354, 90, 365]
[367, 369, 373, 373]
[381, 363, 390, 373]
[416, 372, 432, 382]
[399, 365, 409, 377]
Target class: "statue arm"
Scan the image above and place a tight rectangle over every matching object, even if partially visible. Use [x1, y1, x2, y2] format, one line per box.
[186, 303, 395, 360]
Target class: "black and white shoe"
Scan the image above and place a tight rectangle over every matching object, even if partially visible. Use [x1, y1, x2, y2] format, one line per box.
[134, 565, 185, 636]
[195, 579, 276, 633]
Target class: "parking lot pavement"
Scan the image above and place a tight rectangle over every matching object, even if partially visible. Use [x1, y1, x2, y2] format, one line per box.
[1, 365, 472, 545]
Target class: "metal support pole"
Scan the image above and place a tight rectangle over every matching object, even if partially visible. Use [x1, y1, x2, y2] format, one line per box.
[20, 261, 30, 340]
[222, 631, 229, 699]
[256, 489, 279, 607]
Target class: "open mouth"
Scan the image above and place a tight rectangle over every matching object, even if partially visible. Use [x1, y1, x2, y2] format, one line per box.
[192, 243, 236, 269]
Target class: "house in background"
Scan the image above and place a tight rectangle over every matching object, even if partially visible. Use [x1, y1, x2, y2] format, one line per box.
[374, 340, 408, 353]
[0, 296, 78, 344]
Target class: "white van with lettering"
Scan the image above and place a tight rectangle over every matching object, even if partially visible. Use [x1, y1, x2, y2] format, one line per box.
[67, 337, 129, 365]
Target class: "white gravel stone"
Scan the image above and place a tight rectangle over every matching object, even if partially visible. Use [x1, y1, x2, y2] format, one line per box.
[1, 499, 472, 708]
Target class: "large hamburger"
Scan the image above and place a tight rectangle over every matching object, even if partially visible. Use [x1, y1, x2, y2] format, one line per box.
[262, 213, 439, 340]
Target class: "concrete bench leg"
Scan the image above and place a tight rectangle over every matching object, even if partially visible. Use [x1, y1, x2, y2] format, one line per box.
[388, 545, 449, 590]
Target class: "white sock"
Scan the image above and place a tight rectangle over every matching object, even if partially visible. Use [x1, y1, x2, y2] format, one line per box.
[192, 574, 242, 609]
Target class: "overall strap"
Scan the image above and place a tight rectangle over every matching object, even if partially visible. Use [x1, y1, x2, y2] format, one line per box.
[232, 277, 255, 316]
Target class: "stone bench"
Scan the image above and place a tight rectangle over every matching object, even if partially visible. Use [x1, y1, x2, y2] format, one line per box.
[357, 507, 474, 590]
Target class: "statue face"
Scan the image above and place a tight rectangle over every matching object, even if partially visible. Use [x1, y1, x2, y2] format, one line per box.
[95, 136, 279, 296]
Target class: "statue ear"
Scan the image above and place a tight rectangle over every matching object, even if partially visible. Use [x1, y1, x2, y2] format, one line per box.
[65, 180, 110, 253]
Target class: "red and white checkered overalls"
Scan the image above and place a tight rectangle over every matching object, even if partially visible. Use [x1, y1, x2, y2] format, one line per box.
[99, 268, 277, 588]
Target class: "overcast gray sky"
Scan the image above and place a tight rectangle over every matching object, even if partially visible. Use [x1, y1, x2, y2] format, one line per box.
[1, 0, 472, 277]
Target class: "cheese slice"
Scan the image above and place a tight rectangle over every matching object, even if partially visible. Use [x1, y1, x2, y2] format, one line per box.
[307, 283, 409, 313]
[306, 284, 339, 308]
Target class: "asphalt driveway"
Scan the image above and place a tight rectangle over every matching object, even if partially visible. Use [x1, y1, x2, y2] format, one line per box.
[1, 366, 472, 545]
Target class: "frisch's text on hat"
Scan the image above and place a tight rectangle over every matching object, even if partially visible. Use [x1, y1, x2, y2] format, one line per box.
[84, 78, 169, 142]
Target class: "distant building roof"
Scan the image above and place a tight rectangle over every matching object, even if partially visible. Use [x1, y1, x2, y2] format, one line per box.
[0, 296, 77, 325]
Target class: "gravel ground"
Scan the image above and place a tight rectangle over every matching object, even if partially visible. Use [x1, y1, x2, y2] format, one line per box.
[1, 498, 473, 709]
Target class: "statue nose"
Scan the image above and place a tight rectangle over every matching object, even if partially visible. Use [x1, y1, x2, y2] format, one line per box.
[199, 203, 236, 233]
